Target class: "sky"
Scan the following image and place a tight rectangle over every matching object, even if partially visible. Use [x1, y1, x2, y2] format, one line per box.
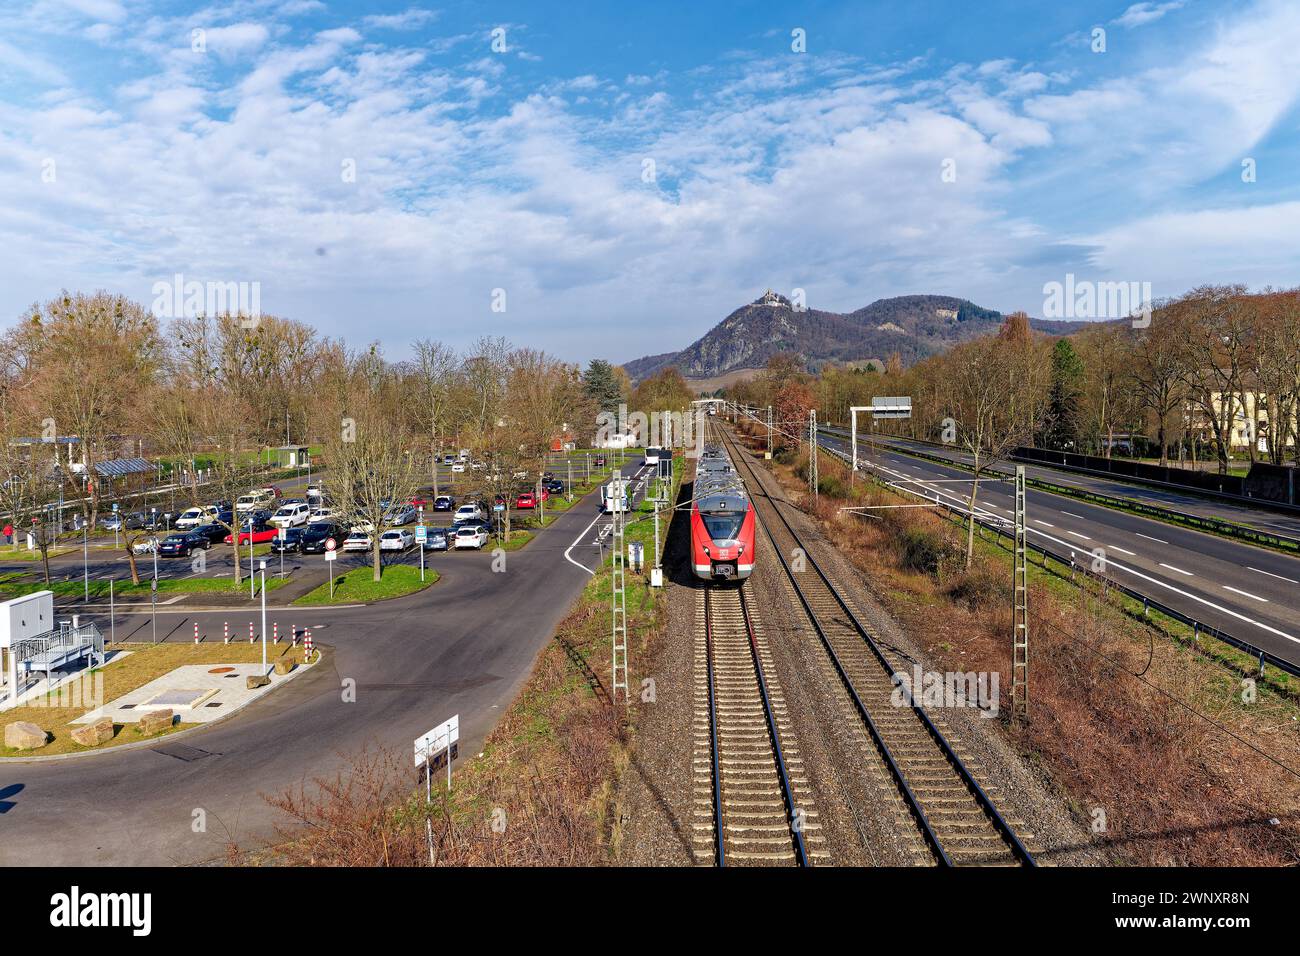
[1, 0, 1298, 366]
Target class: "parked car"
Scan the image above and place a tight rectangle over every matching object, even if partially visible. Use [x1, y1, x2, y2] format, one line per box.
[101, 510, 147, 532]
[453, 524, 490, 549]
[342, 531, 372, 552]
[433, 495, 455, 512]
[594, 455, 606, 466]
[470, 460, 486, 471]
[175, 505, 218, 530]
[306, 484, 323, 500]
[454, 503, 485, 523]
[192, 523, 228, 544]
[545, 479, 564, 495]
[269, 502, 311, 528]
[236, 489, 276, 512]
[142, 510, 180, 532]
[260, 485, 283, 497]
[515, 492, 536, 510]
[132, 537, 159, 554]
[270, 527, 305, 553]
[224, 518, 278, 545]
[158, 531, 209, 557]
[308, 507, 337, 523]
[422, 528, 450, 551]
[379, 528, 414, 551]
[300, 522, 344, 554]
[451, 461, 466, 473]
[441, 454, 456, 466]
[384, 504, 417, 526]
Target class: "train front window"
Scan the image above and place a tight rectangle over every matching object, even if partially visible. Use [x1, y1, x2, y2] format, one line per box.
[702, 513, 744, 541]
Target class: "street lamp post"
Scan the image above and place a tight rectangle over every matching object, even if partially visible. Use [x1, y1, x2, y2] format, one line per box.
[259, 559, 268, 675]
[83, 521, 89, 602]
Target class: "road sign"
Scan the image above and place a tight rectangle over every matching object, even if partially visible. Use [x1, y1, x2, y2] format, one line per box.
[415, 525, 427, 543]
[493, 503, 505, 512]
[325, 537, 337, 552]
[324, 550, 337, 562]
[415, 714, 459, 767]
[112, 502, 119, 512]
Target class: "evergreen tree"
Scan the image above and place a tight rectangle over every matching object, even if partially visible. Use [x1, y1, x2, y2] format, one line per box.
[583, 359, 623, 415]
[1045, 338, 1085, 449]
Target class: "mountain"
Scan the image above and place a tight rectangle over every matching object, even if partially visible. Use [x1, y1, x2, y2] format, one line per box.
[622, 291, 1095, 383]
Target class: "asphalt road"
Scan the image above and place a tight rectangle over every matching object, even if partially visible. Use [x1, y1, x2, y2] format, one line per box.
[823, 427, 1300, 540]
[817, 431, 1300, 671]
[0, 459, 653, 865]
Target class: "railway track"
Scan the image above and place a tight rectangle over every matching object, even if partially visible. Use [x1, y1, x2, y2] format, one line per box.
[692, 586, 827, 865]
[719, 427, 1037, 867]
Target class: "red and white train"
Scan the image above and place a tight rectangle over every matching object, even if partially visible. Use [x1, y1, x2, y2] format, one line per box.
[689, 444, 756, 581]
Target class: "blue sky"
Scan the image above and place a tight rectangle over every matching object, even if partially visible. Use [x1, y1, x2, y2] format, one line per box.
[1, 0, 1298, 364]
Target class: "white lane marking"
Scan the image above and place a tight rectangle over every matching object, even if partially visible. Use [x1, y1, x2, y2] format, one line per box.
[1136, 532, 1167, 544]
[1108, 545, 1136, 556]
[1223, 585, 1268, 603]
[1248, 567, 1299, 585]
[1034, 520, 1054, 527]
[1061, 511, 1086, 520]
[1159, 562, 1192, 576]
[1066, 530, 1091, 540]
[866, 458, 1300, 650]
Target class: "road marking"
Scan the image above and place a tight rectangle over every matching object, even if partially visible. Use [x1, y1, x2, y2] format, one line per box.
[1034, 520, 1054, 527]
[1135, 533, 1167, 544]
[1061, 511, 1086, 520]
[1248, 567, 1299, 585]
[1223, 585, 1268, 603]
[1159, 562, 1192, 576]
[1107, 545, 1136, 556]
[1066, 530, 1090, 540]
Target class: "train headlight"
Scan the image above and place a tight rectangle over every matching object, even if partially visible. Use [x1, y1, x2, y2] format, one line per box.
[703, 546, 710, 556]
[737, 544, 745, 554]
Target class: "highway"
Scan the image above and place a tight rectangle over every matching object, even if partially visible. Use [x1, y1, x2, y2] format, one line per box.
[824, 427, 1300, 541]
[815, 430, 1300, 672]
[0, 458, 653, 865]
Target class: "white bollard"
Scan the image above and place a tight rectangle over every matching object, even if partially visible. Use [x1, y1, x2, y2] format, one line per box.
[223, 621, 229, 645]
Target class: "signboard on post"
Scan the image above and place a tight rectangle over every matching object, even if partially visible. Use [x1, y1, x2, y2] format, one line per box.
[415, 525, 427, 543]
[870, 396, 912, 420]
[415, 714, 460, 792]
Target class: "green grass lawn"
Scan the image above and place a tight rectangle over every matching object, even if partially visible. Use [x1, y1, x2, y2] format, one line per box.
[499, 530, 535, 552]
[293, 563, 438, 605]
[0, 571, 289, 600]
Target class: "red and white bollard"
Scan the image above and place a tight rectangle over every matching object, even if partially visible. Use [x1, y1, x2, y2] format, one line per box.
[291, 624, 297, 646]
[272, 622, 279, 645]
[304, 628, 314, 662]
[249, 621, 255, 644]
[194, 621, 200, 644]
[223, 621, 230, 645]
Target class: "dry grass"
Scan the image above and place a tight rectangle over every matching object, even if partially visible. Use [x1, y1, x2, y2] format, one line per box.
[1, 641, 306, 756]
[737, 422, 1300, 866]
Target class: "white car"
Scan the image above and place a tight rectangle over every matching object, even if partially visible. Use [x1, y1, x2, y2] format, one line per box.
[174, 506, 218, 530]
[342, 532, 372, 551]
[132, 537, 159, 554]
[309, 507, 337, 522]
[269, 503, 311, 528]
[453, 524, 489, 549]
[236, 489, 276, 512]
[451, 461, 466, 473]
[379, 529, 414, 551]
[454, 503, 485, 523]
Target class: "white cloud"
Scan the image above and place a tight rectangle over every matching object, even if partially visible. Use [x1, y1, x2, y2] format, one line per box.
[1113, 1, 1186, 28]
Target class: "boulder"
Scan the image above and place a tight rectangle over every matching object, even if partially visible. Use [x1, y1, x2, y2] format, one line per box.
[71, 716, 115, 747]
[5, 720, 47, 750]
[273, 658, 294, 676]
[137, 709, 175, 736]
[246, 674, 271, 689]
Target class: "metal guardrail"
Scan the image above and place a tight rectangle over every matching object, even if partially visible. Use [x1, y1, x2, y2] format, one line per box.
[818, 426, 1300, 556]
[819, 440, 1300, 682]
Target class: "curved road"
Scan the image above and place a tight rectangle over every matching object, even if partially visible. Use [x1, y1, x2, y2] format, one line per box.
[0, 461, 652, 865]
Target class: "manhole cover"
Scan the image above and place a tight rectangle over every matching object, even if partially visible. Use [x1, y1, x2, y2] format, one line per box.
[208, 667, 235, 674]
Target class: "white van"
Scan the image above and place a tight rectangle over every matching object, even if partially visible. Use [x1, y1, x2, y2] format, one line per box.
[600, 481, 628, 514]
[236, 488, 276, 512]
[175, 505, 218, 529]
[269, 502, 311, 528]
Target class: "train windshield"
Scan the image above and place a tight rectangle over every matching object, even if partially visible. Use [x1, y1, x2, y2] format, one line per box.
[702, 512, 745, 541]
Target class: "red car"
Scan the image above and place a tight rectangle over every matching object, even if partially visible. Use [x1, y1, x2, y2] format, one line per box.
[515, 492, 536, 510]
[224, 527, 280, 545]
